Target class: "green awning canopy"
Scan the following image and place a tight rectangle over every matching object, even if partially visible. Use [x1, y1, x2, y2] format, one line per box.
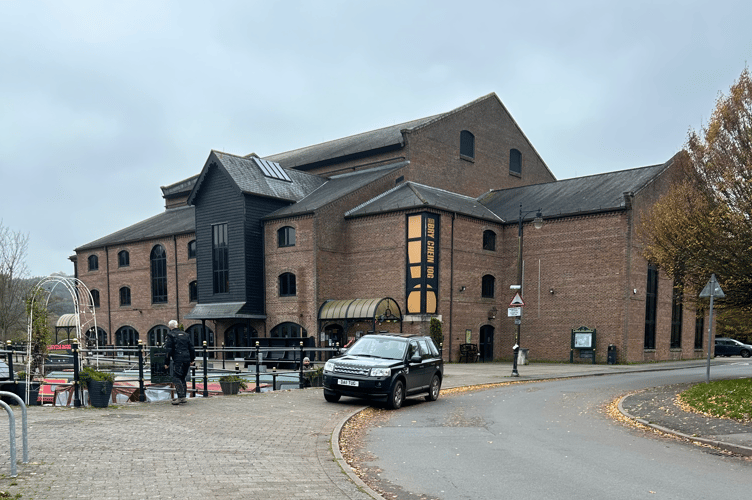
[318, 298, 401, 321]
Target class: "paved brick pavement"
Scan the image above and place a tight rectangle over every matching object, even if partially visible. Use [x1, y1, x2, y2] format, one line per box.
[0, 358, 747, 499]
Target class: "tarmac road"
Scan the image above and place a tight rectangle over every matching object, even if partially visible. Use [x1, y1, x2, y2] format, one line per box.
[361, 362, 752, 500]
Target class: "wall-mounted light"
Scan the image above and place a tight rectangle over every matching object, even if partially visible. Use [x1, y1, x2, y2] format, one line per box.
[549, 288, 555, 294]
[633, 289, 637, 295]
[459, 286, 466, 292]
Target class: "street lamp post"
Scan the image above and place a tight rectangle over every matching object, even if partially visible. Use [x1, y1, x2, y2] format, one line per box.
[511, 205, 543, 377]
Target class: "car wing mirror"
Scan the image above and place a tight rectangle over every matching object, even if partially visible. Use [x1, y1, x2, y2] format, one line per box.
[410, 354, 422, 364]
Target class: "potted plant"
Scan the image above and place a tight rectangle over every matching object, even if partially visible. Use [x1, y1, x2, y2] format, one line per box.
[79, 366, 115, 408]
[218, 374, 247, 395]
[303, 365, 324, 387]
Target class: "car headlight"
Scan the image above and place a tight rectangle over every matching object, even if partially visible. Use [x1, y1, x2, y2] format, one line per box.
[370, 367, 391, 377]
[324, 360, 335, 373]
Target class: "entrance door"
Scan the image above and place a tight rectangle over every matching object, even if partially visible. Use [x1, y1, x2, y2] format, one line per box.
[479, 325, 494, 362]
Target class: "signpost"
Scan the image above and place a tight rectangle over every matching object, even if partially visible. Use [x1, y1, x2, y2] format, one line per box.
[699, 274, 725, 384]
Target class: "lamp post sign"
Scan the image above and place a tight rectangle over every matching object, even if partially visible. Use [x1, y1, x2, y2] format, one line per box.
[699, 273, 725, 384]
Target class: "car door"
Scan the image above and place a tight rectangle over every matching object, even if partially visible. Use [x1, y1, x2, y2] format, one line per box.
[417, 338, 439, 387]
[405, 340, 426, 393]
[715, 339, 730, 356]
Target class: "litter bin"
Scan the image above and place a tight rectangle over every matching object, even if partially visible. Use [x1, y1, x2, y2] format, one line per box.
[517, 348, 529, 365]
[607, 344, 617, 365]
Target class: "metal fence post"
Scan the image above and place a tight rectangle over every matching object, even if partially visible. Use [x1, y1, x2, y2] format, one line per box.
[138, 340, 146, 402]
[221, 342, 225, 370]
[255, 341, 260, 393]
[6, 341, 14, 381]
[72, 340, 81, 408]
[299, 341, 304, 389]
[202, 341, 208, 398]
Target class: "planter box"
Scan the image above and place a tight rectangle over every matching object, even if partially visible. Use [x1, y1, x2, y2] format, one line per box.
[87, 381, 114, 408]
[219, 381, 241, 395]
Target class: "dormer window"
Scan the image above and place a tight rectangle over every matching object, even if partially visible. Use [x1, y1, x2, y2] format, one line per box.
[460, 130, 475, 160]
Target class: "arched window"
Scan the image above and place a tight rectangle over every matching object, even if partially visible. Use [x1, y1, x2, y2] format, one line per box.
[90, 289, 100, 308]
[483, 230, 496, 251]
[115, 326, 139, 347]
[88, 254, 98, 271]
[86, 327, 108, 347]
[481, 275, 495, 298]
[460, 130, 475, 159]
[119, 286, 131, 306]
[148, 325, 169, 346]
[225, 323, 257, 359]
[187, 240, 196, 259]
[187, 324, 214, 357]
[189, 281, 198, 302]
[279, 272, 296, 296]
[118, 250, 129, 267]
[278, 226, 296, 247]
[271, 322, 307, 338]
[510, 149, 522, 175]
[150, 244, 167, 304]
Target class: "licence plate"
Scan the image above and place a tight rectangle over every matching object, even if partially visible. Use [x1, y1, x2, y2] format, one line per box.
[338, 379, 359, 387]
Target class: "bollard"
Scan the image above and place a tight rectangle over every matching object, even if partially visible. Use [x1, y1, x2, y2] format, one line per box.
[191, 365, 196, 396]
[138, 340, 146, 402]
[6, 341, 14, 382]
[202, 341, 208, 398]
[255, 341, 260, 393]
[72, 340, 81, 408]
[336, 342, 340, 356]
[0, 391, 28, 464]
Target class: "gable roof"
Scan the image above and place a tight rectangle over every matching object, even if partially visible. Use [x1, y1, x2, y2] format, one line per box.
[76, 205, 195, 251]
[264, 161, 408, 220]
[187, 150, 327, 205]
[263, 93, 506, 171]
[345, 181, 503, 222]
[478, 161, 671, 222]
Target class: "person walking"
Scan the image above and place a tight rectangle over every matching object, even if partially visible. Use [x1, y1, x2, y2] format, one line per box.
[164, 320, 195, 405]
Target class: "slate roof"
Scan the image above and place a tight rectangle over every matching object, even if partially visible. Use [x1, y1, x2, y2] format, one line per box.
[76, 205, 195, 251]
[263, 93, 499, 170]
[188, 151, 327, 205]
[345, 181, 503, 222]
[160, 174, 199, 199]
[478, 161, 671, 222]
[264, 161, 408, 220]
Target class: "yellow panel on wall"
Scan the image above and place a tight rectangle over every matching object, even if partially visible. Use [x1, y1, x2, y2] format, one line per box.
[408, 215, 422, 239]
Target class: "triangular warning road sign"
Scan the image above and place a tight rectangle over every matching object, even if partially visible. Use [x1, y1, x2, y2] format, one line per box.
[509, 292, 525, 307]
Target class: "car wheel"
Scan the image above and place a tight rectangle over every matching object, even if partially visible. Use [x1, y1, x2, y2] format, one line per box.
[425, 374, 441, 401]
[741, 350, 751, 358]
[387, 379, 404, 410]
[324, 391, 341, 403]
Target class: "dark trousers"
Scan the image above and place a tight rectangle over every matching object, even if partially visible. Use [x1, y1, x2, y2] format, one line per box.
[172, 361, 191, 398]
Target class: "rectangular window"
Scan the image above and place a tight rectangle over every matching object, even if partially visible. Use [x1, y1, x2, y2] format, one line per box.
[212, 223, 229, 294]
[644, 264, 658, 350]
[694, 309, 704, 350]
[670, 283, 683, 348]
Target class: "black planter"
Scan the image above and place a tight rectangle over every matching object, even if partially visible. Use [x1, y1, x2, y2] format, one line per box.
[10, 382, 41, 406]
[87, 381, 114, 408]
[219, 381, 241, 395]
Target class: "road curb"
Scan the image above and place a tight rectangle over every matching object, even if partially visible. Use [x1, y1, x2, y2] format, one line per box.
[331, 405, 386, 500]
[617, 394, 752, 457]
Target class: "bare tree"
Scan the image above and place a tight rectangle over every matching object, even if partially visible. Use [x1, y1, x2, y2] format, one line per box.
[0, 220, 31, 341]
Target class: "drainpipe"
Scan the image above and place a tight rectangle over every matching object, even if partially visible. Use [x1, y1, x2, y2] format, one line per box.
[105, 246, 112, 343]
[173, 236, 180, 323]
[448, 213, 456, 361]
[622, 192, 635, 363]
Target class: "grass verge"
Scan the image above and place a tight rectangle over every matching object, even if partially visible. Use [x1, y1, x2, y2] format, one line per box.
[679, 378, 752, 422]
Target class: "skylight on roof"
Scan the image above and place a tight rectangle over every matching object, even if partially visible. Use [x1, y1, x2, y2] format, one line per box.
[253, 157, 292, 182]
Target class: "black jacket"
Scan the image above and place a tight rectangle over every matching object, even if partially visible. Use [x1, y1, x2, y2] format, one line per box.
[164, 329, 196, 365]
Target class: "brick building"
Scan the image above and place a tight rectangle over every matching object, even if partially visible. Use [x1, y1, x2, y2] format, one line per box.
[72, 93, 704, 364]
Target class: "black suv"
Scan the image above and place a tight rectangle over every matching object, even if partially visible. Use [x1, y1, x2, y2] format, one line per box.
[714, 337, 752, 358]
[322, 334, 443, 409]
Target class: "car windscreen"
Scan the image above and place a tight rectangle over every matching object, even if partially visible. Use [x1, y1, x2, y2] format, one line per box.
[348, 337, 407, 360]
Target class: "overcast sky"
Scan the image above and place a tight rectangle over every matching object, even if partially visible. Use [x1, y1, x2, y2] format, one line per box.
[1, 1, 750, 278]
